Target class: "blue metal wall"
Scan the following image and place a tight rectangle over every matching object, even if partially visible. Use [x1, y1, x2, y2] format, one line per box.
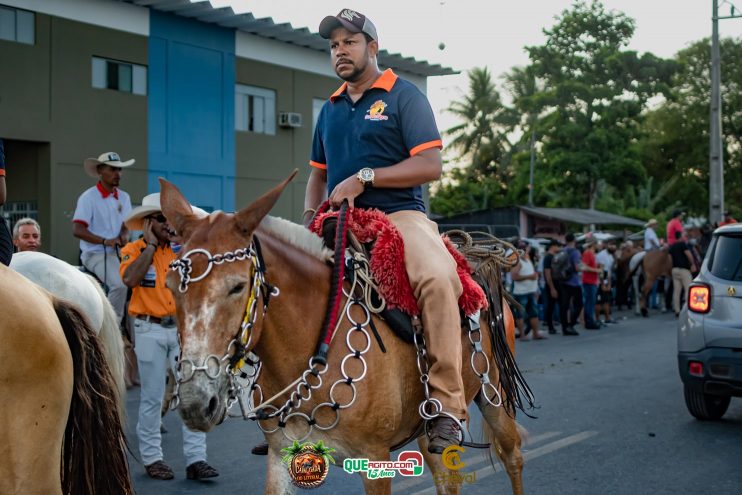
[148, 10, 235, 212]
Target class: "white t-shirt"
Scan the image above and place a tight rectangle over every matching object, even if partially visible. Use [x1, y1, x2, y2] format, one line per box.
[644, 227, 660, 251]
[73, 183, 132, 255]
[513, 258, 539, 295]
[596, 249, 614, 274]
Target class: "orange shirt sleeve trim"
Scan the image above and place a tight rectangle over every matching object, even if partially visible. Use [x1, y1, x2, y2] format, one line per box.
[409, 139, 443, 157]
[309, 160, 327, 170]
[73, 219, 89, 227]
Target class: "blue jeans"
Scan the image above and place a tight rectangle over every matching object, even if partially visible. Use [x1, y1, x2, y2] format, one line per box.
[583, 284, 598, 327]
[133, 318, 208, 466]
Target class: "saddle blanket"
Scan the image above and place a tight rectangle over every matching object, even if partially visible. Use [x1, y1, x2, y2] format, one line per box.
[310, 207, 487, 316]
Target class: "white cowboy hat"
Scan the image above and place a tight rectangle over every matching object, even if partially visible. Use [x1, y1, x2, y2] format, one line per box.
[83, 151, 135, 178]
[645, 218, 658, 227]
[125, 193, 207, 230]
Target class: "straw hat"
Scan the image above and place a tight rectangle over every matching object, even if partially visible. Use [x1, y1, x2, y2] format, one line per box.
[645, 218, 658, 228]
[125, 193, 206, 230]
[83, 151, 135, 178]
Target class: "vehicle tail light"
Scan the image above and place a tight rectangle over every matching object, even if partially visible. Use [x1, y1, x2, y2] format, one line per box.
[688, 284, 711, 314]
[688, 361, 704, 377]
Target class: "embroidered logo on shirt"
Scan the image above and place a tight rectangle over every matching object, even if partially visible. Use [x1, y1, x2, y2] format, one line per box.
[365, 100, 389, 121]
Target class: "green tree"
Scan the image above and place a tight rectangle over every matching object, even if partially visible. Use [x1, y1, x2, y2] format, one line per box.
[638, 37, 742, 218]
[444, 67, 515, 178]
[431, 67, 515, 216]
[526, 0, 675, 209]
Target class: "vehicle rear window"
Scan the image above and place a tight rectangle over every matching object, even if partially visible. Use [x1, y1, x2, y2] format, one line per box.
[707, 234, 742, 281]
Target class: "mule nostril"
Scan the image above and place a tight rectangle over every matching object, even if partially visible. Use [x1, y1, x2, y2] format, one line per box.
[206, 395, 218, 418]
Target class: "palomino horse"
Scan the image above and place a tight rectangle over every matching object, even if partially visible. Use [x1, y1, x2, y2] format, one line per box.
[0, 264, 132, 494]
[160, 174, 526, 495]
[628, 249, 672, 316]
[10, 251, 126, 407]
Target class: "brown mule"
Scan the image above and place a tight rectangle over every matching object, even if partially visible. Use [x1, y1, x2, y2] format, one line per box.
[161, 173, 526, 495]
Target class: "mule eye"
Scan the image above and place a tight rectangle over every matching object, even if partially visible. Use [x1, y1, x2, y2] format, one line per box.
[229, 283, 246, 295]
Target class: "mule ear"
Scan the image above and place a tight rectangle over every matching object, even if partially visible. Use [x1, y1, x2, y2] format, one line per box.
[235, 169, 298, 235]
[160, 178, 197, 239]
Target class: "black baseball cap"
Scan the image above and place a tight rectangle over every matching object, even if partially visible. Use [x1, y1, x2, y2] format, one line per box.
[319, 8, 378, 41]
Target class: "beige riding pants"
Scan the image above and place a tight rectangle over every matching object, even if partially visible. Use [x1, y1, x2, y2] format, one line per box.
[672, 267, 693, 314]
[388, 210, 467, 417]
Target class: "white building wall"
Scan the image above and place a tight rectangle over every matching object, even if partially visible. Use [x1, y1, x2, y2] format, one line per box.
[235, 31, 427, 94]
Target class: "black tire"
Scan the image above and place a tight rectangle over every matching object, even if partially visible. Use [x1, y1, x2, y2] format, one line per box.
[684, 385, 731, 420]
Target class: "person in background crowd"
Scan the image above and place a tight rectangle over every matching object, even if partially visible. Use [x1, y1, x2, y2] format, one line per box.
[669, 231, 697, 317]
[542, 239, 561, 334]
[644, 219, 660, 251]
[512, 244, 546, 341]
[120, 193, 218, 481]
[643, 218, 661, 309]
[666, 210, 685, 246]
[580, 238, 602, 330]
[0, 139, 13, 266]
[596, 242, 618, 325]
[12, 217, 41, 252]
[72, 152, 133, 322]
[719, 210, 737, 227]
[559, 233, 582, 336]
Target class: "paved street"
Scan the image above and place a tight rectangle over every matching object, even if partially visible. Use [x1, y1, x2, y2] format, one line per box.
[125, 309, 742, 494]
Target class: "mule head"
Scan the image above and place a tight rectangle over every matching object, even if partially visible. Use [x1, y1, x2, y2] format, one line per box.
[160, 171, 297, 431]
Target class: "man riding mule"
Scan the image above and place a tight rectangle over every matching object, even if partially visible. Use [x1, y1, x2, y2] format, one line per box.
[160, 173, 529, 494]
[304, 8, 466, 454]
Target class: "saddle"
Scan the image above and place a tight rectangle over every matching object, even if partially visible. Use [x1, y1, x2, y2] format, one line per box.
[310, 208, 488, 343]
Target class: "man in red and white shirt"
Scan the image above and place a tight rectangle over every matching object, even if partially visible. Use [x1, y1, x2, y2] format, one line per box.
[72, 152, 134, 321]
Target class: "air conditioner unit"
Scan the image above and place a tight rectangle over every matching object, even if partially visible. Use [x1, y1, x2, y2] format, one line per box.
[278, 112, 303, 128]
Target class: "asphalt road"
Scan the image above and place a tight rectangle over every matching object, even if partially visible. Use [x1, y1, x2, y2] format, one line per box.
[125, 309, 742, 494]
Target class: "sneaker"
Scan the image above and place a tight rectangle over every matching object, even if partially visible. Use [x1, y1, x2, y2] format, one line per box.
[562, 327, 579, 336]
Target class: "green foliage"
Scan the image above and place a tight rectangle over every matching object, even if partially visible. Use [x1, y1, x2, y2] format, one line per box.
[431, 0, 742, 221]
[638, 37, 742, 217]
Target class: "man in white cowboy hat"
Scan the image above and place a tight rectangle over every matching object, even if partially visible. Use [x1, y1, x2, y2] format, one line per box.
[72, 151, 135, 322]
[643, 218, 660, 251]
[120, 193, 218, 481]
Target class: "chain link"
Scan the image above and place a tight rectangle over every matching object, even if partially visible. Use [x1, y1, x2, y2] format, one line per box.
[466, 313, 503, 407]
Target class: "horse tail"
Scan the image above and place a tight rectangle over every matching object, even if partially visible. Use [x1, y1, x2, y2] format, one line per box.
[87, 273, 127, 419]
[54, 298, 134, 495]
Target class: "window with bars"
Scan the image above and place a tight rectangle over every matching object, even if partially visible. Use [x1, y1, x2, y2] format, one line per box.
[235, 84, 276, 135]
[92, 57, 147, 95]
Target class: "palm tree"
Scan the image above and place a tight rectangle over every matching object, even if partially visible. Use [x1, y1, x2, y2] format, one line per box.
[445, 67, 515, 178]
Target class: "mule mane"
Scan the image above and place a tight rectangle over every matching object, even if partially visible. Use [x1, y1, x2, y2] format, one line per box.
[259, 216, 332, 262]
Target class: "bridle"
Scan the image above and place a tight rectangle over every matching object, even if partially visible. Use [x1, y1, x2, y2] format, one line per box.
[168, 236, 278, 409]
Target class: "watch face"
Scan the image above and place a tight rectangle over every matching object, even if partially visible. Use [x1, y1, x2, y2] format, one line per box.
[360, 168, 374, 182]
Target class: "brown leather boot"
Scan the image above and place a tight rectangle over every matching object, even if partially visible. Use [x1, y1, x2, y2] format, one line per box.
[427, 417, 461, 454]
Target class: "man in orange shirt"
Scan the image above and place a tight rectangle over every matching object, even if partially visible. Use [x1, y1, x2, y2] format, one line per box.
[120, 193, 218, 481]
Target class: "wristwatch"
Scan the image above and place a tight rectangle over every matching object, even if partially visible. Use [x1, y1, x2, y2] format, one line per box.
[356, 167, 375, 188]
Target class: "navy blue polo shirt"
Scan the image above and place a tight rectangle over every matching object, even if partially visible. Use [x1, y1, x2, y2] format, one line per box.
[310, 69, 442, 214]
